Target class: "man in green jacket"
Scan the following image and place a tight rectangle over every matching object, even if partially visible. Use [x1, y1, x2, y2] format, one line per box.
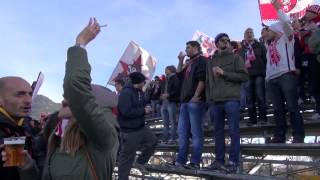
[42, 18, 119, 180]
[206, 33, 248, 173]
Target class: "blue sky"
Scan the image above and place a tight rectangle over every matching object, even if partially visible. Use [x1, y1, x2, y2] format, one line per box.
[1, 0, 319, 103]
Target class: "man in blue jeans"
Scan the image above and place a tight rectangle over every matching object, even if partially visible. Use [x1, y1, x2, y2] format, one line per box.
[265, 1, 305, 143]
[206, 33, 248, 173]
[167, 41, 206, 169]
[160, 65, 180, 144]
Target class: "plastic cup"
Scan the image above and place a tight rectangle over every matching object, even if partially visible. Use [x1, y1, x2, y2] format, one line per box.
[4, 137, 26, 167]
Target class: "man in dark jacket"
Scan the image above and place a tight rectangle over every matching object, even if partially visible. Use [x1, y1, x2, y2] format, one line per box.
[160, 65, 180, 144]
[167, 41, 206, 170]
[239, 28, 268, 125]
[117, 72, 157, 180]
[206, 33, 248, 173]
[0, 76, 39, 180]
[150, 76, 162, 117]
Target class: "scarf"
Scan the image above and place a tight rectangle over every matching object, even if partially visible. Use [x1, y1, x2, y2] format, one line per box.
[55, 118, 70, 137]
[0, 107, 24, 126]
[243, 41, 256, 68]
[268, 40, 281, 66]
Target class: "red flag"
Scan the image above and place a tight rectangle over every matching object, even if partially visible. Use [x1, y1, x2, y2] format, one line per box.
[259, 0, 313, 22]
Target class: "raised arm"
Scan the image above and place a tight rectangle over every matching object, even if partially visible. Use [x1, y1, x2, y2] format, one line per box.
[271, 0, 294, 38]
[63, 18, 118, 151]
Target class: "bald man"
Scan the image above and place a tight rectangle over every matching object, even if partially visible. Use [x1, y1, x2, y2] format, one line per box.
[0, 76, 39, 180]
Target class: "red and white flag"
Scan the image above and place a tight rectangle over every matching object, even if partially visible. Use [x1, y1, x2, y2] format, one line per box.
[107, 41, 157, 86]
[259, 0, 313, 22]
[192, 30, 217, 58]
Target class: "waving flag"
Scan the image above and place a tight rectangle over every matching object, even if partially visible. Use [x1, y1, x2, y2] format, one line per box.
[107, 41, 157, 86]
[259, 0, 313, 22]
[192, 30, 216, 58]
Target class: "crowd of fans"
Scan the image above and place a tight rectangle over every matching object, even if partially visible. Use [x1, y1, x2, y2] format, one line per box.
[1, 1, 320, 179]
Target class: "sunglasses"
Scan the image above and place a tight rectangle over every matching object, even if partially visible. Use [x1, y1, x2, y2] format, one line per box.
[219, 38, 230, 42]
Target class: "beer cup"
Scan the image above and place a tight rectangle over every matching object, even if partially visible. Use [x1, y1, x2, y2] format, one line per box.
[4, 137, 26, 167]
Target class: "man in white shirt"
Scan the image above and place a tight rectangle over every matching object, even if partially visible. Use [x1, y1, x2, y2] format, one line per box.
[265, 0, 305, 143]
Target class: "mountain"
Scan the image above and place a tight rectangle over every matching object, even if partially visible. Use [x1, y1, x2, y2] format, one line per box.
[30, 95, 61, 120]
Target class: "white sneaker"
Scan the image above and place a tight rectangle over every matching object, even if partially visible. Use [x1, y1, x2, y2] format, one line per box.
[311, 113, 320, 120]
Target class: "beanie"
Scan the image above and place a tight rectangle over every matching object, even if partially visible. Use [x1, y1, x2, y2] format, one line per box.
[129, 72, 146, 84]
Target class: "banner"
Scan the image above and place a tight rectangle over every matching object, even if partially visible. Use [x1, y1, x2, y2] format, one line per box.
[31, 72, 44, 100]
[259, 0, 313, 22]
[107, 41, 157, 86]
[192, 30, 216, 58]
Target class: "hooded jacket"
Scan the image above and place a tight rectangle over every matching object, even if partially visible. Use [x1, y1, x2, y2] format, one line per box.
[117, 83, 146, 132]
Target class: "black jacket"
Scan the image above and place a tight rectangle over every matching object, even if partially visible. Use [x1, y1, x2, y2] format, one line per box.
[150, 83, 161, 100]
[117, 84, 146, 132]
[178, 54, 207, 103]
[239, 40, 267, 77]
[0, 113, 37, 180]
[162, 74, 181, 103]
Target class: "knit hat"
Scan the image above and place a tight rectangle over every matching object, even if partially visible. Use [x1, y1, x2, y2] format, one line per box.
[91, 84, 118, 108]
[269, 22, 284, 34]
[129, 72, 146, 84]
[215, 33, 229, 45]
[306, 5, 320, 15]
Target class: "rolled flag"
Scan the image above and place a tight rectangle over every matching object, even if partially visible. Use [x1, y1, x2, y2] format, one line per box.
[32, 72, 45, 100]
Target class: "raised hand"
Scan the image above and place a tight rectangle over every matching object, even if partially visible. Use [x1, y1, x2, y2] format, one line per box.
[178, 51, 186, 62]
[76, 17, 101, 46]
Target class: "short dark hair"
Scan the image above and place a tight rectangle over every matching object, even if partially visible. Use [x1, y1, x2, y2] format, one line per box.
[165, 65, 177, 73]
[186, 41, 202, 52]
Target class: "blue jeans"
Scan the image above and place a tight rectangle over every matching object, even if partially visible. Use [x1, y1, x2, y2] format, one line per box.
[267, 73, 305, 139]
[161, 102, 177, 141]
[209, 101, 240, 165]
[240, 82, 248, 110]
[247, 76, 267, 122]
[176, 102, 204, 165]
[151, 100, 161, 117]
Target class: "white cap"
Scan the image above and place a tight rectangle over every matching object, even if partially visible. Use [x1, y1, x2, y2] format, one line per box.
[269, 22, 284, 34]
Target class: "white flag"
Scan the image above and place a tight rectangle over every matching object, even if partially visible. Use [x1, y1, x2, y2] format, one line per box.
[32, 72, 44, 100]
[107, 41, 157, 86]
[192, 30, 217, 58]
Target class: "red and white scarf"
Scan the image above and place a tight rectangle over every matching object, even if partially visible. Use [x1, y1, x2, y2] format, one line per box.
[244, 42, 256, 68]
[268, 40, 281, 66]
[55, 118, 70, 137]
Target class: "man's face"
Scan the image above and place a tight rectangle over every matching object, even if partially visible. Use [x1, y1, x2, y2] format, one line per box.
[0, 78, 32, 118]
[217, 36, 230, 50]
[165, 69, 171, 76]
[266, 29, 277, 41]
[291, 20, 301, 31]
[244, 29, 254, 42]
[135, 81, 145, 90]
[185, 44, 197, 57]
[115, 83, 123, 92]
